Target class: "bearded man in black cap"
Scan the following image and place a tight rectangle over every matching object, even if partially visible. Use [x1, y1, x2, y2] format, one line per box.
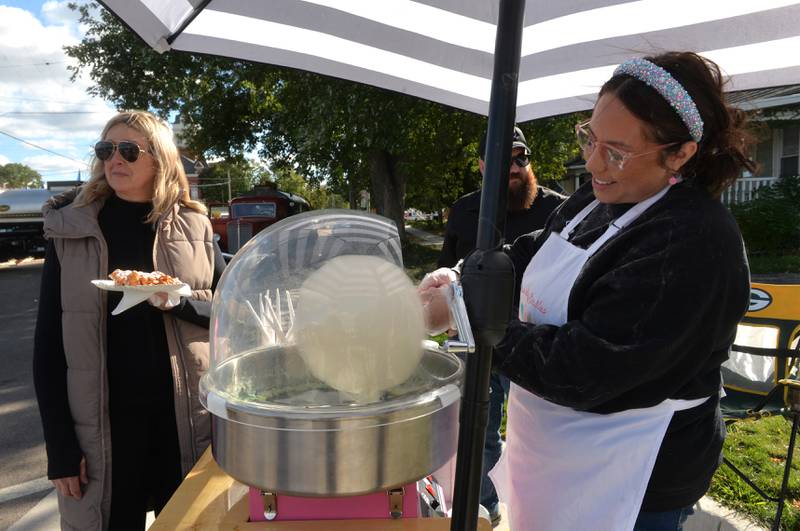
[437, 125, 564, 526]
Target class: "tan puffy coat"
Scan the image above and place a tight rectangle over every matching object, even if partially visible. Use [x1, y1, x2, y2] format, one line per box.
[42, 194, 213, 530]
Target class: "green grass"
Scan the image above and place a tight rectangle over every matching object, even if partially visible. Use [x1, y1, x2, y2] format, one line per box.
[749, 253, 800, 275]
[708, 416, 800, 529]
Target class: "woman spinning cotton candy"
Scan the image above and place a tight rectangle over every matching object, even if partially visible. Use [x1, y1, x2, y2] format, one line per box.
[419, 52, 753, 531]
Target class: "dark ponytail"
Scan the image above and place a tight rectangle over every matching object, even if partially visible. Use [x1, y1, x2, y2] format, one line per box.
[600, 52, 757, 198]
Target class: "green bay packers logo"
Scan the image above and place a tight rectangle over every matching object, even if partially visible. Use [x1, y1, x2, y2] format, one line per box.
[0, 205, 9, 213]
[749, 288, 772, 312]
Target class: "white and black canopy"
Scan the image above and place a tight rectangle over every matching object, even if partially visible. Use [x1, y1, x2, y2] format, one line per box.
[101, 0, 800, 120]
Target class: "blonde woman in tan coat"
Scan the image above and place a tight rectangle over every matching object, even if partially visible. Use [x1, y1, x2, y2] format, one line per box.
[33, 111, 225, 530]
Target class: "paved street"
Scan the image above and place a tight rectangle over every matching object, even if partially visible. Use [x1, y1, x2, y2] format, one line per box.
[0, 262, 52, 530]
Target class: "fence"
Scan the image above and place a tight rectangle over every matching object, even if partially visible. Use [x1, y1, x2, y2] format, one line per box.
[721, 176, 779, 205]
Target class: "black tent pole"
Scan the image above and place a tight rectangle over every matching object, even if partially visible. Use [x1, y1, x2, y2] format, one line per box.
[450, 1, 525, 530]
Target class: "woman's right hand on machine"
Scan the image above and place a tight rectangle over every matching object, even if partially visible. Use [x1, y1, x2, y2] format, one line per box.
[418, 268, 458, 335]
[52, 456, 88, 499]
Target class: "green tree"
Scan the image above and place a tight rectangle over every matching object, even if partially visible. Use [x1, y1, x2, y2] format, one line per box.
[525, 114, 585, 186]
[0, 163, 43, 189]
[197, 158, 261, 203]
[271, 167, 348, 209]
[66, 3, 578, 236]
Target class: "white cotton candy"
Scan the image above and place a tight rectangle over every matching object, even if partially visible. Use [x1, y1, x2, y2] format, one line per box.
[294, 254, 425, 402]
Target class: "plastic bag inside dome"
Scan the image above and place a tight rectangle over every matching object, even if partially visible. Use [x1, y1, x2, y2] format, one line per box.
[207, 210, 430, 407]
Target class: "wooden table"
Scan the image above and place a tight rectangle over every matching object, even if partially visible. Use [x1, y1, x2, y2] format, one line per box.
[150, 449, 489, 530]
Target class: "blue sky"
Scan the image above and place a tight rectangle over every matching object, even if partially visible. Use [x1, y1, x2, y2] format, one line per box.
[0, 1, 116, 183]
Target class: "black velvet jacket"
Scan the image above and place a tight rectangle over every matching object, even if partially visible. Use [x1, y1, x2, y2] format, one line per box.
[493, 181, 750, 511]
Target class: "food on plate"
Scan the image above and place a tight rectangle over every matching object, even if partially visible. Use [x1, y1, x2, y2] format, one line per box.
[109, 269, 181, 286]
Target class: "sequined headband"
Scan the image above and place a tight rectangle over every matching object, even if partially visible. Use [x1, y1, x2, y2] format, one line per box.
[614, 58, 704, 142]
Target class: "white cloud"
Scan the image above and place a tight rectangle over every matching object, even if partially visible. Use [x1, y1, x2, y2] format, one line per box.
[41, 1, 76, 27]
[23, 154, 89, 175]
[31, 137, 88, 152]
[0, 154, 10, 165]
[0, 3, 117, 162]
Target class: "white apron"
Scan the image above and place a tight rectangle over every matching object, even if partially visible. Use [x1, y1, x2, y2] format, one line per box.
[489, 185, 708, 531]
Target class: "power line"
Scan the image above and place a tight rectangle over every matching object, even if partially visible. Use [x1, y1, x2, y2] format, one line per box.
[0, 61, 67, 69]
[0, 111, 108, 115]
[36, 168, 85, 175]
[0, 95, 100, 105]
[0, 129, 89, 166]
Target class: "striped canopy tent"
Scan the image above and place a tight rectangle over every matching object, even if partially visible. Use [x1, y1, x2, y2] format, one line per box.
[98, 1, 800, 529]
[100, 0, 800, 120]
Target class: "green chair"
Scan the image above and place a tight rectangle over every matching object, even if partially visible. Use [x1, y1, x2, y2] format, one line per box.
[720, 282, 800, 530]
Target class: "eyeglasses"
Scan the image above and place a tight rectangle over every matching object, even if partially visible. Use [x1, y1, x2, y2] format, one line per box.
[94, 140, 149, 163]
[511, 154, 530, 168]
[575, 121, 677, 170]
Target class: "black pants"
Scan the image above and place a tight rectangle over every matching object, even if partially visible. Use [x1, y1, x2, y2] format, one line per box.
[108, 401, 182, 531]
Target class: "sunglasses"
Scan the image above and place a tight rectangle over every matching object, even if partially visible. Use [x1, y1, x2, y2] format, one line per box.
[575, 121, 677, 171]
[511, 154, 530, 168]
[94, 140, 149, 163]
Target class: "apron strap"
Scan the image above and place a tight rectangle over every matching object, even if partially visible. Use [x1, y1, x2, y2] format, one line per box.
[560, 199, 599, 238]
[582, 183, 675, 256]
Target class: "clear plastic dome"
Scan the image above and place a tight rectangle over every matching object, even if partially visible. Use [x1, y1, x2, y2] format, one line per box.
[205, 210, 458, 408]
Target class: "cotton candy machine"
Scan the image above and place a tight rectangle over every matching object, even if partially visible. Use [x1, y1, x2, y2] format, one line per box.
[199, 210, 465, 521]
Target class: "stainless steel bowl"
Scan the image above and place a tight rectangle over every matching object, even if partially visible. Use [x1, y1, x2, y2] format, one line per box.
[199, 346, 462, 496]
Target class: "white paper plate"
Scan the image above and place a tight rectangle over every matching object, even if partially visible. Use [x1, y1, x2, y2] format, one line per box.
[91, 280, 192, 315]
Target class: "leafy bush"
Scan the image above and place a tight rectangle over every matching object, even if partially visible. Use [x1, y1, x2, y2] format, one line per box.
[731, 176, 800, 255]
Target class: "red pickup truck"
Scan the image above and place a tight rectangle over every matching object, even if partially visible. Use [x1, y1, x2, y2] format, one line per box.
[209, 186, 311, 253]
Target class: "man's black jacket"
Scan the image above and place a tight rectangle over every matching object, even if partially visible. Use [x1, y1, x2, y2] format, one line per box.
[438, 186, 565, 267]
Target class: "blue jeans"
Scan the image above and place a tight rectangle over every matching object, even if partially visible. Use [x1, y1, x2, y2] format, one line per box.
[633, 505, 695, 531]
[480, 373, 510, 511]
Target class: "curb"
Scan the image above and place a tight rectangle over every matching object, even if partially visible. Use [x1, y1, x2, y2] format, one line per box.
[685, 497, 767, 531]
[0, 258, 44, 270]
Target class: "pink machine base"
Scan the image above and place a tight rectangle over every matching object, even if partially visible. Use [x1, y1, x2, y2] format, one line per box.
[248, 484, 420, 521]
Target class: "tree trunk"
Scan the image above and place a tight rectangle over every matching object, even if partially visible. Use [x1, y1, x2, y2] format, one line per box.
[348, 177, 357, 209]
[369, 149, 406, 239]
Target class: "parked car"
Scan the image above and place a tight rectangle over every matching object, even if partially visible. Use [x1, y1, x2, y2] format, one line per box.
[404, 208, 437, 221]
[0, 188, 57, 252]
[210, 186, 311, 253]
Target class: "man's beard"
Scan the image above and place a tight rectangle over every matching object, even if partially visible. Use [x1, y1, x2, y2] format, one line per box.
[507, 168, 538, 211]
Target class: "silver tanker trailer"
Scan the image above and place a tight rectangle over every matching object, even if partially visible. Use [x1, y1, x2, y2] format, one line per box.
[0, 188, 57, 253]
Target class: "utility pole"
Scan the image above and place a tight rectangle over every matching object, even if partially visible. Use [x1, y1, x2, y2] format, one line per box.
[227, 169, 232, 202]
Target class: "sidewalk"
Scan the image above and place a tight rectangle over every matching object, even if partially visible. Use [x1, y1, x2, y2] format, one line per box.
[405, 225, 444, 247]
[685, 497, 766, 531]
[490, 498, 766, 530]
[9, 490, 155, 531]
[492, 498, 766, 530]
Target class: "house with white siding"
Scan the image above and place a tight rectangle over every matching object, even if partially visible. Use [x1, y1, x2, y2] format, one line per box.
[558, 85, 800, 205]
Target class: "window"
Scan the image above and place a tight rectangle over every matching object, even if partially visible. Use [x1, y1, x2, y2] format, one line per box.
[209, 205, 229, 219]
[754, 137, 773, 177]
[233, 202, 277, 218]
[780, 125, 799, 178]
